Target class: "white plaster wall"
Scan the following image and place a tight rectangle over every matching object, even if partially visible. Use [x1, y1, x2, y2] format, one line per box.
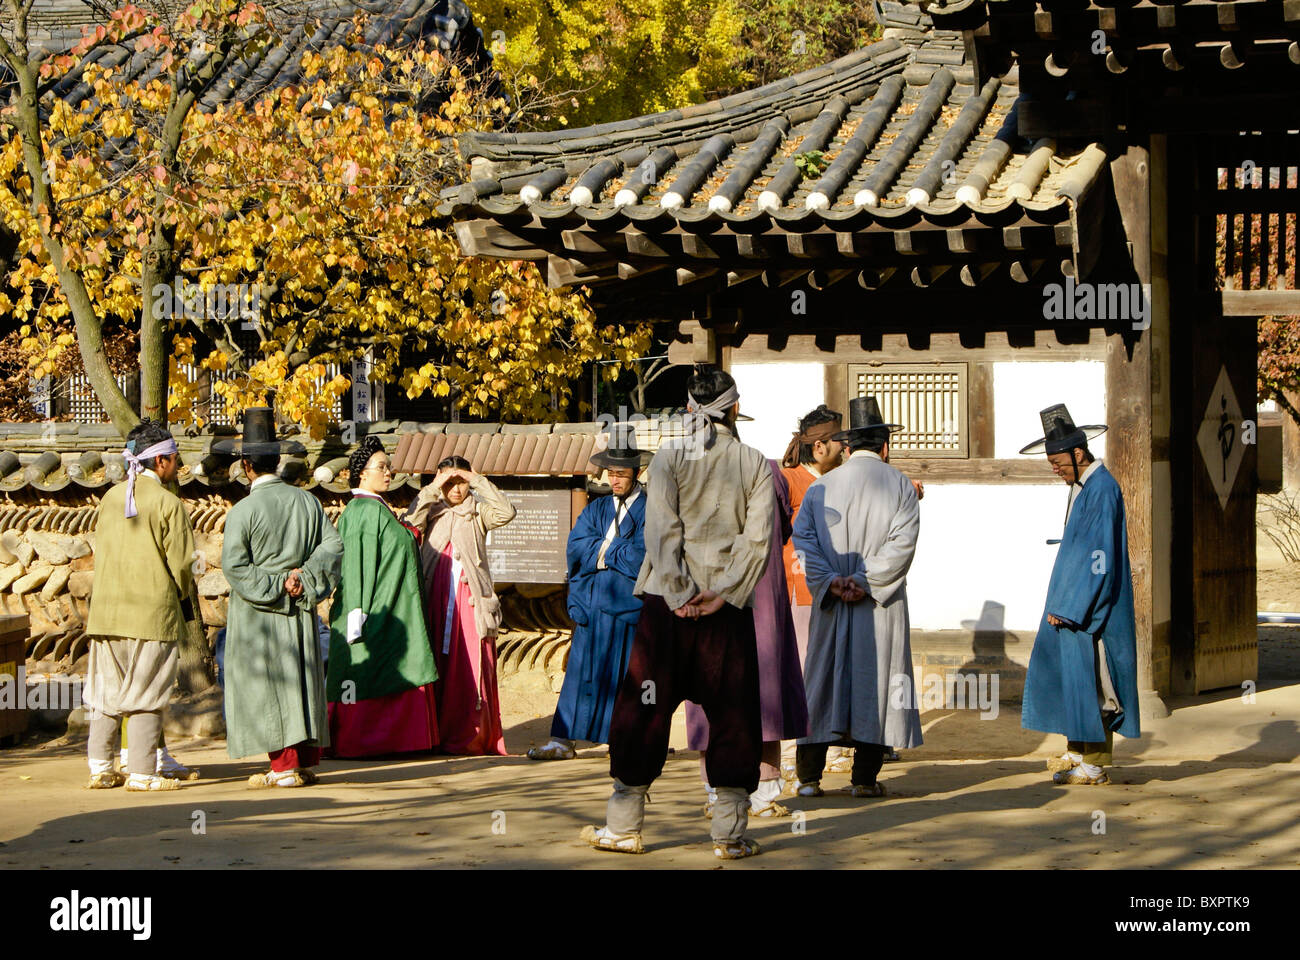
[993, 361, 1107, 459]
[907, 483, 1069, 632]
[731, 363, 827, 461]
[731, 360, 1104, 632]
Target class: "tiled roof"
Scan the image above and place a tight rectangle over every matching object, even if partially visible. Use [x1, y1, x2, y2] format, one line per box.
[389, 415, 707, 475]
[0, 419, 679, 494]
[0, 0, 105, 35]
[924, 0, 1300, 76]
[9, 0, 494, 111]
[440, 1, 1109, 286]
[391, 424, 605, 476]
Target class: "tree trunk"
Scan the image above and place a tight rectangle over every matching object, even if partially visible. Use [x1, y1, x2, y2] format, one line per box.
[175, 579, 215, 694]
[139, 238, 171, 422]
[7, 62, 138, 433]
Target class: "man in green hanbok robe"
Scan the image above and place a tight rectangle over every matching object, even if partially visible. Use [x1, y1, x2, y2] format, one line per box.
[218, 409, 343, 788]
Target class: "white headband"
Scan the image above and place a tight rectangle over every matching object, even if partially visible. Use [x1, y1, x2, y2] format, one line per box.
[122, 438, 178, 518]
[683, 385, 740, 453]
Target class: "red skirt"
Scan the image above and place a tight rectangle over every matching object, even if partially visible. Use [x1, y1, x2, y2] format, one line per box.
[327, 682, 440, 758]
[429, 544, 507, 756]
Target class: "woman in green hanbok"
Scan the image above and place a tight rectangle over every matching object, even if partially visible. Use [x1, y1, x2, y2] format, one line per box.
[326, 436, 440, 757]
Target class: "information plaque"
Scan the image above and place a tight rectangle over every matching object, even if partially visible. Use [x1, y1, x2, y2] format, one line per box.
[486, 487, 572, 583]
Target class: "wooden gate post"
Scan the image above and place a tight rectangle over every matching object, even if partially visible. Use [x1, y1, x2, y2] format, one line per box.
[1166, 134, 1259, 695]
[1106, 138, 1173, 713]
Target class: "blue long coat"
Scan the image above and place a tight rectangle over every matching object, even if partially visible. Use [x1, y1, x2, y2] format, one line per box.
[552, 490, 646, 743]
[1021, 465, 1141, 742]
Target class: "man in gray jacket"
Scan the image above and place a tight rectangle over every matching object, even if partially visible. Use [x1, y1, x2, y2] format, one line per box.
[581, 368, 774, 860]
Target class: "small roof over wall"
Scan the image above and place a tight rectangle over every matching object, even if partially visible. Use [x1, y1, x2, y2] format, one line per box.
[0, 420, 638, 495]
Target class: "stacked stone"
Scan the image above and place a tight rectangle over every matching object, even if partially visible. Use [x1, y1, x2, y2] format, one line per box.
[0, 527, 95, 668]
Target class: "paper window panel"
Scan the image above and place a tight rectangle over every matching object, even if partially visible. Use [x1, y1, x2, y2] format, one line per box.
[850, 363, 968, 458]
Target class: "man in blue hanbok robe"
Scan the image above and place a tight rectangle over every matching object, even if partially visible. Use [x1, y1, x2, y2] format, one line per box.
[1019, 404, 1140, 785]
[528, 433, 646, 760]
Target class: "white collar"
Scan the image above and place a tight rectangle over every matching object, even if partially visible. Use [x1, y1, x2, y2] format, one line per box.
[250, 474, 277, 490]
[1075, 459, 1103, 487]
[849, 449, 883, 463]
[139, 469, 161, 484]
[802, 463, 822, 479]
[614, 484, 641, 507]
[350, 488, 387, 501]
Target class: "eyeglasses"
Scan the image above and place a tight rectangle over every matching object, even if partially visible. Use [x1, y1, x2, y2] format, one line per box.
[364, 463, 393, 474]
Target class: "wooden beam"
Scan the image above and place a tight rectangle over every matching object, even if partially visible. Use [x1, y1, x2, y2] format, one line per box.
[560, 229, 624, 255]
[893, 458, 1059, 484]
[722, 331, 1108, 364]
[1009, 259, 1046, 283]
[547, 256, 618, 287]
[960, 262, 1001, 286]
[617, 262, 669, 281]
[857, 267, 896, 290]
[911, 264, 950, 287]
[762, 269, 806, 288]
[808, 269, 855, 291]
[625, 230, 673, 257]
[681, 234, 721, 259]
[453, 220, 550, 259]
[676, 267, 719, 286]
[787, 233, 836, 259]
[969, 362, 995, 459]
[737, 235, 777, 258]
[1221, 289, 1300, 315]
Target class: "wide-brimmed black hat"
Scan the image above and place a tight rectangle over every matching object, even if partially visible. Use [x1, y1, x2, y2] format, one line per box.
[833, 396, 904, 443]
[590, 424, 647, 471]
[210, 407, 307, 456]
[1018, 403, 1108, 455]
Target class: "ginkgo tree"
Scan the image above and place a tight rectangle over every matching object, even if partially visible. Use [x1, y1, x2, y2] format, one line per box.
[0, 1, 651, 436]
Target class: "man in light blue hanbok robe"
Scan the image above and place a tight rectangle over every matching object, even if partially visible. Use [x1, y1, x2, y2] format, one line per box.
[1019, 404, 1140, 785]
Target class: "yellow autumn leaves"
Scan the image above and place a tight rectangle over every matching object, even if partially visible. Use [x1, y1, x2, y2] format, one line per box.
[0, 17, 651, 436]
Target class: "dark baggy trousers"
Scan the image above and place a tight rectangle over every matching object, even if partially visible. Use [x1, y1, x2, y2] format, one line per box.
[608, 594, 763, 794]
[796, 741, 886, 787]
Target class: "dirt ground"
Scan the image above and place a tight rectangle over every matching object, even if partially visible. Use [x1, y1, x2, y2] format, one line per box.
[3, 629, 1299, 870]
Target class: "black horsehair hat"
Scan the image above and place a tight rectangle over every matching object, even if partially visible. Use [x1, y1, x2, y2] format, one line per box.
[1018, 403, 1108, 456]
[210, 406, 307, 457]
[590, 423, 647, 472]
[832, 396, 904, 443]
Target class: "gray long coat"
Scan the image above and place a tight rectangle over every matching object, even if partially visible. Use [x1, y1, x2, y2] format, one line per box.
[223, 477, 343, 758]
[791, 450, 922, 748]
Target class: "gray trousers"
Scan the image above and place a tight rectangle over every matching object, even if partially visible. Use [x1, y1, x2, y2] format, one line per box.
[607, 778, 751, 844]
[89, 709, 162, 777]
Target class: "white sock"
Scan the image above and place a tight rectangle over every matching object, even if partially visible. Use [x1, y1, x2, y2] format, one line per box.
[1079, 761, 1103, 778]
[89, 757, 113, 776]
[750, 778, 782, 807]
[704, 785, 717, 803]
[119, 748, 128, 766]
[1065, 751, 1082, 762]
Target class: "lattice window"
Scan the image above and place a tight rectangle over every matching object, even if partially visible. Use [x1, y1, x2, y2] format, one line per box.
[1215, 141, 1298, 292]
[64, 372, 130, 423]
[849, 363, 968, 458]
